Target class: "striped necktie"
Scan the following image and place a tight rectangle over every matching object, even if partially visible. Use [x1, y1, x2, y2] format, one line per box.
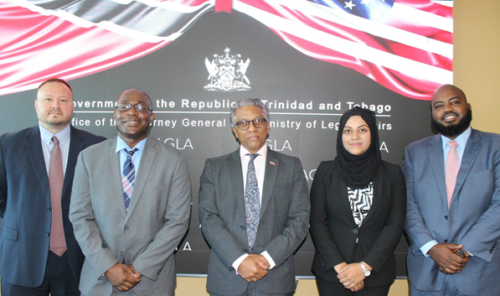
[122, 148, 138, 211]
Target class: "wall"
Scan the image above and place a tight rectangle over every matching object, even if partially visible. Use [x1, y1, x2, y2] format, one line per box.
[175, 0, 500, 295]
[0, 1, 495, 295]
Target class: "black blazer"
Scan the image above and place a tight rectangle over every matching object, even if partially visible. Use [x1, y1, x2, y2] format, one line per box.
[0, 125, 105, 287]
[309, 160, 406, 287]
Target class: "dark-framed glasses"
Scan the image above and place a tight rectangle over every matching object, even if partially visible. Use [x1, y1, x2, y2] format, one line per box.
[234, 118, 267, 131]
[116, 103, 152, 113]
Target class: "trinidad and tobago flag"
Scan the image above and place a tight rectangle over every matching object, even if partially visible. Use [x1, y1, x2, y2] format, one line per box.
[0, 0, 452, 99]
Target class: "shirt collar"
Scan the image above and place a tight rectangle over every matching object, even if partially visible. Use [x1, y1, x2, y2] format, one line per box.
[239, 144, 268, 160]
[116, 136, 148, 153]
[441, 126, 472, 150]
[39, 124, 71, 146]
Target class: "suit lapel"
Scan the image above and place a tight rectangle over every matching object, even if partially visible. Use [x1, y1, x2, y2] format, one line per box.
[106, 137, 127, 219]
[451, 130, 481, 207]
[25, 126, 50, 201]
[427, 135, 447, 207]
[339, 184, 356, 227]
[361, 164, 383, 227]
[260, 150, 278, 218]
[126, 137, 156, 220]
[62, 127, 84, 204]
[228, 150, 245, 218]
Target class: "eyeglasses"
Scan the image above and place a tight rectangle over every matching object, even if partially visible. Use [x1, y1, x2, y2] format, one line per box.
[234, 118, 267, 131]
[116, 103, 152, 113]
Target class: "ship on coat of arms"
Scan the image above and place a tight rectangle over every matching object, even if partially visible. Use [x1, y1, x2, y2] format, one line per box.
[204, 48, 251, 92]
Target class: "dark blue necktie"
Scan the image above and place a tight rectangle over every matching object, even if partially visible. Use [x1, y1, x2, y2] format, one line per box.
[122, 148, 138, 211]
[245, 153, 260, 250]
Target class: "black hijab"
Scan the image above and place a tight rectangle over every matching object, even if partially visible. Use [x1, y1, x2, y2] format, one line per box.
[335, 106, 381, 188]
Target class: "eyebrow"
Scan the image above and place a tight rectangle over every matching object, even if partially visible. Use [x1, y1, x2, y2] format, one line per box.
[119, 100, 148, 104]
[433, 96, 461, 106]
[344, 124, 368, 128]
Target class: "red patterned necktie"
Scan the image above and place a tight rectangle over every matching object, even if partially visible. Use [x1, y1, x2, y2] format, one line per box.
[445, 141, 459, 208]
[49, 136, 67, 256]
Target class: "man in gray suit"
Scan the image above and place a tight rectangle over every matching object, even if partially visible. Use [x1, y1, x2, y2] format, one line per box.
[404, 84, 500, 295]
[70, 89, 191, 295]
[198, 98, 310, 296]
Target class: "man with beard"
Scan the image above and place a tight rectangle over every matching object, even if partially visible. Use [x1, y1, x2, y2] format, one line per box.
[403, 84, 500, 295]
[0, 78, 105, 295]
[70, 89, 191, 295]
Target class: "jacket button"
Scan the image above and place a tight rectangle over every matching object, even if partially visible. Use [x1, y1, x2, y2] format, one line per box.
[240, 225, 246, 230]
[46, 232, 50, 237]
[124, 225, 129, 230]
[352, 229, 358, 234]
[47, 207, 51, 212]
[444, 215, 448, 220]
[444, 239, 448, 243]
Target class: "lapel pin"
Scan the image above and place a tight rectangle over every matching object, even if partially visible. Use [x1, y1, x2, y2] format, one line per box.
[270, 161, 275, 165]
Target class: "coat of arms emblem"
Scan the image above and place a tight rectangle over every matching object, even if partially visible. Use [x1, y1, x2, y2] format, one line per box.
[204, 48, 251, 92]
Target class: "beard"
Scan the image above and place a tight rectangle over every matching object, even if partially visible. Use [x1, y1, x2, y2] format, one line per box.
[432, 108, 472, 137]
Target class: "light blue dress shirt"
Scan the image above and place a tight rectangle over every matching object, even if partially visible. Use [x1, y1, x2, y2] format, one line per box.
[420, 126, 472, 256]
[40, 124, 71, 175]
[115, 136, 147, 178]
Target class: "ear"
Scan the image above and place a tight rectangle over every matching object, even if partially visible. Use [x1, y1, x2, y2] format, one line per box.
[467, 103, 472, 110]
[34, 99, 38, 110]
[150, 111, 155, 123]
[232, 127, 238, 139]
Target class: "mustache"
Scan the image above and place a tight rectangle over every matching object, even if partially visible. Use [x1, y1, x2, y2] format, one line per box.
[441, 111, 459, 120]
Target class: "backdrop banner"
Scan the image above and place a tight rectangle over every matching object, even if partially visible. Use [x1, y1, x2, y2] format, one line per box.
[0, 0, 453, 277]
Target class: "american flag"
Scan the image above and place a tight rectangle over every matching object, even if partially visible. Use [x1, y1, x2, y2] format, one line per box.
[0, 0, 452, 99]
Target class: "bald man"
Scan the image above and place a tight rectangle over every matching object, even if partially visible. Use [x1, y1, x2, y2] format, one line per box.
[70, 89, 191, 295]
[403, 85, 500, 295]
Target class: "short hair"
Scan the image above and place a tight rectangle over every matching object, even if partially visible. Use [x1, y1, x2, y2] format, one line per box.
[230, 98, 270, 127]
[37, 78, 73, 94]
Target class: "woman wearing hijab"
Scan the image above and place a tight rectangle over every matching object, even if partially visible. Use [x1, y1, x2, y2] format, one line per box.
[310, 106, 406, 296]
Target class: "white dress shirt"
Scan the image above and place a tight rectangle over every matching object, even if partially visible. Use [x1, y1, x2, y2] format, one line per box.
[232, 144, 277, 274]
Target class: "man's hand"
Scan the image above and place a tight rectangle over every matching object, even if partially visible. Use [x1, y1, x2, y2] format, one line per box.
[333, 262, 347, 273]
[350, 280, 365, 292]
[428, 243, 468, 274]
[337, 263, 367, 291]
[237, 255, 269, 282]
[104, 263, 141, 291]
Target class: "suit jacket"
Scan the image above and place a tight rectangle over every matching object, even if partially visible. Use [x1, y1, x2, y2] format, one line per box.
[309, 160, 406, 287]
[403, 129, 500, 295]
[0, 125, 104, 287]
[69, 136, 191, 296]
[198, 148, 310, 295]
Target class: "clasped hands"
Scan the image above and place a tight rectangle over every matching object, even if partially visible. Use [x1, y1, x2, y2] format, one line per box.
[428, 243, 470, 275]
[335, 262, 370, 292]
[237, 254, 270, 282]
[105, 263, 142, 292]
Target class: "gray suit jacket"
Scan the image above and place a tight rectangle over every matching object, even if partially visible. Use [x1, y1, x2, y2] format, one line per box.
[403, 129, 500, 295]
[70, 136, 191, 296]
[198, 148, 310, 295]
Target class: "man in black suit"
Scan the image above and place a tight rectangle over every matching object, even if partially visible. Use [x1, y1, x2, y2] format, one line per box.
[0, 78, 105, 295]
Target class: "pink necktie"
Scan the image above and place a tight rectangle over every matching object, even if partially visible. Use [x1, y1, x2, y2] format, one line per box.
[49, 136, 67, 256]
[445, 141, 459, 208]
